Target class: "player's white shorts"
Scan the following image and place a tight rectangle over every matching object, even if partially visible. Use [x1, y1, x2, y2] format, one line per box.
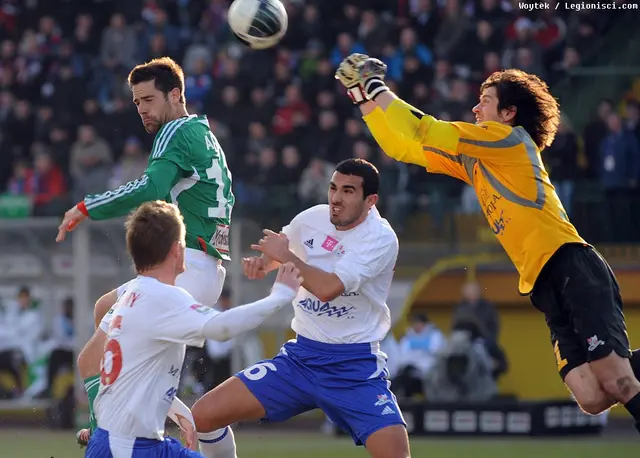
[117, 248, 226, 307]
[178, 248, 226, 307]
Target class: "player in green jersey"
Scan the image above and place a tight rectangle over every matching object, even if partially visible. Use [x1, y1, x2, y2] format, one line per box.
[57, 58, 238, 455]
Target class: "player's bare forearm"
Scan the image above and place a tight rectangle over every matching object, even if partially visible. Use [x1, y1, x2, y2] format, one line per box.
[261, 254, 280, 273]
[279, 251, 344, 302]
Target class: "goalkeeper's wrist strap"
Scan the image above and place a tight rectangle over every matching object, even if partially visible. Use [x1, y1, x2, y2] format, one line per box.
[364, 78, 389, 100]
[347, 85, 368, 105]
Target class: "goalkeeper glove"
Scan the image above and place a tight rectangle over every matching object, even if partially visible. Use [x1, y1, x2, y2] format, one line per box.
[357, 58, 389, 101]
[334, 53, 369, 105]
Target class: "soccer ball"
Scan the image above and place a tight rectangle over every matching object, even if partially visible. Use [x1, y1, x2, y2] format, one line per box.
[227, 0, 288, 50]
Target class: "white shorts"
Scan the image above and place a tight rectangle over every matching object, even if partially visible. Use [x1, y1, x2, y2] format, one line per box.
[116, 248, 226, 307]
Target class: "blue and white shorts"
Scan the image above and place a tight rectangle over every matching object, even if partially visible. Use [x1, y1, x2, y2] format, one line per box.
[235, 335, 406, 445]
[85, 428, 203, 457]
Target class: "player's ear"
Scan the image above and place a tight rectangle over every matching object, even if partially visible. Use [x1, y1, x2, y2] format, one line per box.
[169, 87, 181, 104]
[366, 193, 378, 208]
[501, 106, 517, 124]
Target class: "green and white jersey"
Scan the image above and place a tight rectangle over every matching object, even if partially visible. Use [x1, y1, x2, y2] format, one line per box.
[83, 114, 235, 261]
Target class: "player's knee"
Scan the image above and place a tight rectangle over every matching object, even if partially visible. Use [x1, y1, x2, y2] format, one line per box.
[574, 390, 613, 415]
[589, 351, 640, 404]
[191, 398, 221, 432]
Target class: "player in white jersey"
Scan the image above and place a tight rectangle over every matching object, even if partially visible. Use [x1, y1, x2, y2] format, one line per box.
[191, 159, 411, 458]
[85, 200, 302, 458]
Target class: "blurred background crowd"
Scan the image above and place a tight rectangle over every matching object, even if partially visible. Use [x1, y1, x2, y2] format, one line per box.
[1, 0, 639, 241]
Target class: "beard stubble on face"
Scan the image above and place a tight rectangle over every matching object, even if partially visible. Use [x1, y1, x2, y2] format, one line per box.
[330, 201, 365, 229]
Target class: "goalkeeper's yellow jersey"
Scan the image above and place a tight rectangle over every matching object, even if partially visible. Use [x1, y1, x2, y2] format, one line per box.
[363, 99, 585, 295]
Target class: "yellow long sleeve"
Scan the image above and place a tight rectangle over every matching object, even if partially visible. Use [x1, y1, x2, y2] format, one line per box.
[362, 106, 428, 168]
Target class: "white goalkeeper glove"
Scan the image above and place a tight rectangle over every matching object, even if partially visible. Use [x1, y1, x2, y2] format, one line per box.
[357, 58, 390, 101]
[334, 53, 370, 105]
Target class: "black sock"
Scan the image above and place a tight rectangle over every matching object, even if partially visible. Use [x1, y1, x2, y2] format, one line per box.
[623, 392, 640, 435]
[631, 349, 640, 381]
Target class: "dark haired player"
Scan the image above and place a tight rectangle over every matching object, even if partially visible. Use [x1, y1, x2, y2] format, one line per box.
[190, 159, 412, 458]
[55, 57, 236, 453]
[336, 54, 640, 434]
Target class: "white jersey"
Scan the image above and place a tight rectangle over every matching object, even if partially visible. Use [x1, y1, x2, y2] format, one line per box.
[94, 276, 218, 440]
[283, 204, 398, 344]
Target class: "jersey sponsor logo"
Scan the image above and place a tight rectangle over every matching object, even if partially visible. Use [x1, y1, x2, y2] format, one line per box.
[108, 315, 123, 333]
[297, 298, 354, 318]
[168, 365, 180, 378]
[335, 245, 346, 256]
[304, 239, 314, 249]
[126, 292, 140, 308]
[163, 386, 178, 403]
[587, 335, 605, 352]
[211, 224, 230, 253]
[190, 304, 215, 314]
[479, 189, 510, 236]
[340, 292, 359, 297]
[321, 236, 339, 251]
[374, 394, 392, 406]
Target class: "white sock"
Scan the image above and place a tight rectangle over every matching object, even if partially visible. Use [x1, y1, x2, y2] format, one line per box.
[198, 426, 237, 458]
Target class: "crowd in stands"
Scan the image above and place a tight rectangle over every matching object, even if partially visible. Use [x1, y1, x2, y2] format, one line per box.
[0, 0, 638, 241]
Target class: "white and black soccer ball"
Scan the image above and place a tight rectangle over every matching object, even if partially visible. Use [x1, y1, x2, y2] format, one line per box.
[227, 0, 288, 50]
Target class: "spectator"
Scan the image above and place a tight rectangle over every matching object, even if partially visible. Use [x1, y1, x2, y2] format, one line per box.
[41, 297, 75, 399]
[70, 124, 113, 200]
[393, 313, 445, 399]
[453, 281, 500, 343]
[30, 150, 68, 217]
[108, 137, 148, 189]
[0, 286, 44, 399]
[598, 112, 640, 242]
[542, 114, 580, 217]
[298, 158, 334, 206]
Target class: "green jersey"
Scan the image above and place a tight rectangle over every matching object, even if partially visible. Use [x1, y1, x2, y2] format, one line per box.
[83, 114, 235, 261]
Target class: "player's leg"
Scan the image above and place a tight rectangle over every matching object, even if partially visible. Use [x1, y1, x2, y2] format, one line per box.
[192, 344, 317, 458]
[561, 246, 640, 432]
[365, 425, 411, 458]
[77, 328, 107, 438]
[529, 253, 614, 415]
[175, 252, 231, 456]
[178, 250, 226, 307]
[312, 338, 409, 458]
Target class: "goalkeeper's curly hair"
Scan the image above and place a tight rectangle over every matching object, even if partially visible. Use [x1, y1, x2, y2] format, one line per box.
[481, 69, 560, 150]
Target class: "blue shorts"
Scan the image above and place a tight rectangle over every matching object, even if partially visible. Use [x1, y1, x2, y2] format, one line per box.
[235, 335, 406, 446]
[85, 428, 203, 457]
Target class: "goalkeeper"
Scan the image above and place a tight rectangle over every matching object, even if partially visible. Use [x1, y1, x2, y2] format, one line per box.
[335, 54, 640, 434]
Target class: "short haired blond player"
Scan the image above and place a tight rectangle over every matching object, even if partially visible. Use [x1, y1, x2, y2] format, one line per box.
[84, 201, 302, 458]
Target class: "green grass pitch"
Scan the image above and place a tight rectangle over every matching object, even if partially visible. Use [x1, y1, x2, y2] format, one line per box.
[1, 429, 637, 458]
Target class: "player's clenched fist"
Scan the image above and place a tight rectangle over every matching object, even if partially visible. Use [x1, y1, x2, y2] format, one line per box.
[242, 256, 267, 280]
[274, 262, 303, 292]
[334, 53, 369, 105]
[357, 58, 389, 101]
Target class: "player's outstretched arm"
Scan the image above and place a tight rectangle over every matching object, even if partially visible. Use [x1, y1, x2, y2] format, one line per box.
[201, 263, 302, 341]
[56, 159, 182, 241]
